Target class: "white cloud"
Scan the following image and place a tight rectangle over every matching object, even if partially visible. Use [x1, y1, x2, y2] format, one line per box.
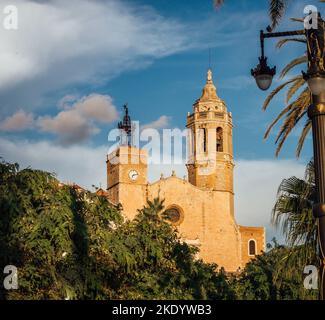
[0, 136, 308, 243]
[0, 93, 118, 144]
[74, 94, 119, 123]
[0, 0, 274, 117]
[0, 94, 118, 145]
[37, 109, 99, 146]
[234, 159, 306, 243]
[0, 137, 107, 189]
[0, 0, 196, 114]
[0, 109, 34, 131]
[141, 115, 171, 130]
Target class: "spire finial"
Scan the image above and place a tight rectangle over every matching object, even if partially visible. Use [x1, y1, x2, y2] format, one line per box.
[197, 68, 219, 102]
[207, 68, 213, 83]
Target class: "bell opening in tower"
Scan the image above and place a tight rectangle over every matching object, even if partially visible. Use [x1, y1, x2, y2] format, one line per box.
[216, 127, 223, 152]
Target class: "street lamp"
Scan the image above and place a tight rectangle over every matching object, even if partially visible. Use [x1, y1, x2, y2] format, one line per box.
[251, 56, 276, 90]
[251, 31, 276, 90]
[252, 14, 325, 300]
[305, 75, 325, 95]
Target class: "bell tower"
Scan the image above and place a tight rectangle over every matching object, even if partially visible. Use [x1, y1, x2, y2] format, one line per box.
[106, 105, 148, 214]
[186, 69, 234, 193]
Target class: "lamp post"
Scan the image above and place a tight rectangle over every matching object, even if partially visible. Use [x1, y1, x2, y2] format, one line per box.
[251, 14, 325, 300]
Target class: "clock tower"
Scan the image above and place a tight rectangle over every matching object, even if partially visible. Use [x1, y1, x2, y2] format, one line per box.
[186, 69, 234, 194]
[106, 106, 148, 218]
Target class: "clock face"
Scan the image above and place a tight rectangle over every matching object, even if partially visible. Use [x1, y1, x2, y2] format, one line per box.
[128, 170, 139, 181]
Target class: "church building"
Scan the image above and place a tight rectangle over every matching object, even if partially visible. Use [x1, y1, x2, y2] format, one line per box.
[104, 69, 265, 272]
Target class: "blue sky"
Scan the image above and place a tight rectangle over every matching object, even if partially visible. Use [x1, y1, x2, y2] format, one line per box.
[0, 0, 323, 242]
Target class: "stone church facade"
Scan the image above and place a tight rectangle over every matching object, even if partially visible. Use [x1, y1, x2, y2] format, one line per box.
[104, 69, 265, 272]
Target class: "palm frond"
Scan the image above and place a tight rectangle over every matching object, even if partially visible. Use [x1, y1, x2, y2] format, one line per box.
[276, 37, 306, 49]
[296, 119, 312, 157]
[264, 101, 296, 139]
[263, 76, 301, 110]
[272, 88, 310, 156]
[290, 18, 304, 23]
[275, 109, 307, 157]
[269, 0, 287, 29]
[274, 92, 309, 145]
[280, 56, 307, 79]
[286, 77, 305, 104]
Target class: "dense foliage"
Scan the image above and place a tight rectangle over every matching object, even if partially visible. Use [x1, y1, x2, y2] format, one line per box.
[0, 160, 123, 299]
[0, 160, 234, 300]
[233, 240, 318, 300]
[0, 160, 318, 300]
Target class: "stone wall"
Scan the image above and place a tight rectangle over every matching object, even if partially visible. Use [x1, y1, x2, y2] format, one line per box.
[147, 176, 242, 272]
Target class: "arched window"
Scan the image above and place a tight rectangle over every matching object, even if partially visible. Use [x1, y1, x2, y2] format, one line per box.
[216, 127, 223, 152]
[203, 128, 207, 153]
[248, 239, 257, 256]
[197, 128, 206, 154]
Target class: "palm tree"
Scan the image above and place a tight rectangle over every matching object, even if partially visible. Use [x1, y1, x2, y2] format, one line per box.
[135, 198, 165, 224]
[272, 160, 318, 267]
